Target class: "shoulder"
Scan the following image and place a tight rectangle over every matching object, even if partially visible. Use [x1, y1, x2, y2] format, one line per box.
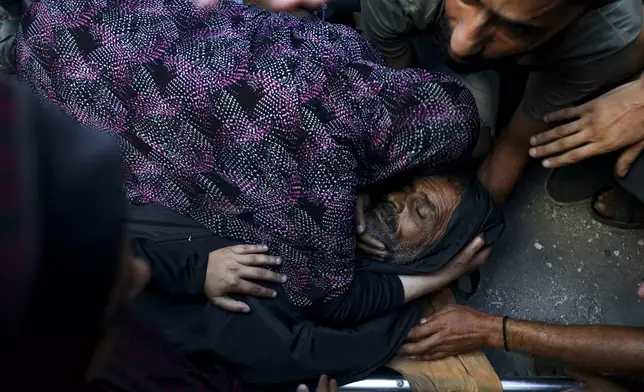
[528, 0, 642, 67]
[362, 0, 443, 34]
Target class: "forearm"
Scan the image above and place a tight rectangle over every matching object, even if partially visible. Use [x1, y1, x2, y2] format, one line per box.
[480, 108, 547, 204]
[483, 316, 644, 372]
[399, 266, 462, 302]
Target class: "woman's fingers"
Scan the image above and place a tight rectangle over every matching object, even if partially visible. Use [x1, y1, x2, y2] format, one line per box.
[543, 105, 586, 124]
[359, 233, 386, 250]
[230, 244, 269, 255]
[357, 240, 388, 260]
[317, 375, 331, 392]
[616, 140, 644, 177]
[529, 129, 589, 159]
[240, 266, 286, 283]
[356, 194, 369, 234]
[230, 279, 278, 298]
[237, 252, 282, 266]
[450, 235, 485, 266]
[470, 247, 492, 269]
[540, 143, 599, 168]
[211, 296, 251, 313]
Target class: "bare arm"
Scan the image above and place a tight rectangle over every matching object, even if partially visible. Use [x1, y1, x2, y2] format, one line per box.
[503, 318, 644, 373]
[399, 237, 488, 302]
[306, 237, 487, 326]
[478, 105, 547, 205]
[400, 305, 644, 373]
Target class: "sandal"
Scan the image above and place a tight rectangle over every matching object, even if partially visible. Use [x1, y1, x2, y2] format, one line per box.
[544, 155, 614, 206]
[588, 184, 644, 230]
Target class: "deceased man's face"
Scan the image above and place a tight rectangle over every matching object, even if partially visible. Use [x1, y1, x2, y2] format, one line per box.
[363, 176, 463, 265]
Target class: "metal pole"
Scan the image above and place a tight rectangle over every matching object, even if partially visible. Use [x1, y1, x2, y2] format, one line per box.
[501, 377, 582, 391]
[339, 376, 583, 392]
[339, 378, 410, 392]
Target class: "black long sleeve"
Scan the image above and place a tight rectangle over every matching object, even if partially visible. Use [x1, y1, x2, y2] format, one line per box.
[133, 232, 405, 326]
[133, 238, 209, 297]
[303, 270, 405, 327]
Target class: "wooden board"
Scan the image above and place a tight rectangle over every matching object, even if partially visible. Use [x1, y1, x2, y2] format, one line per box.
[386, 288, 502, 392]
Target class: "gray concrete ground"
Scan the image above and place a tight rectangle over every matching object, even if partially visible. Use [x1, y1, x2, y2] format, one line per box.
[465, 163, 644, 377]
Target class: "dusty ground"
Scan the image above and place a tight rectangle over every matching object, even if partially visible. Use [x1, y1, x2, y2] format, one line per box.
[466, 162, 644, 376]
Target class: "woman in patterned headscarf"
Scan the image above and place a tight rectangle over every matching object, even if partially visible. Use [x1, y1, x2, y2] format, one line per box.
[15, 0, 480, 312]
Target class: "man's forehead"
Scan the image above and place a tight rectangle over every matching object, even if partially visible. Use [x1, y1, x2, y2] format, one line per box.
[481, 0, 571, 24]
[412, 176, 452, 190]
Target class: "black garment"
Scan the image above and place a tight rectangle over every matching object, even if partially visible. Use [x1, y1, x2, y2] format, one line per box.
[92, 310, 252, 392]
[128, 203, 420, 388]
[0, 79, 125, 389]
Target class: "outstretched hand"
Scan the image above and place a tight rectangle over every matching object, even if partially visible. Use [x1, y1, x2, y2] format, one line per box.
[398, 304, 500, 360]
[205, 244, 286, 313]
[531, 78, 644, 176]
[355, 193, 388, 260]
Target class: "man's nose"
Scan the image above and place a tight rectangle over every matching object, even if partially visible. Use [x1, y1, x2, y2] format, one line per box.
[387, 193, 406, 213]
[450, 13, 488, 58]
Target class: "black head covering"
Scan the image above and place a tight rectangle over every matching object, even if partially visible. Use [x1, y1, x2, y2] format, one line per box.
[0, 80, 125, 389]
[356, 178, 505, 274]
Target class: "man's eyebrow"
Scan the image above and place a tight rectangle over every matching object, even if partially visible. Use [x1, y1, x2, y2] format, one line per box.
[422, 193, 437, 214]
[490, 11, 543, 33]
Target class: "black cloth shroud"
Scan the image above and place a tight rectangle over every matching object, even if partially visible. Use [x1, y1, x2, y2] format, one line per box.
[127, 178, 504, 390]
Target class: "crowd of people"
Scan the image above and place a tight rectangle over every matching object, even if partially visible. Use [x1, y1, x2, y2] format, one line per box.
[1, 0, 644, 391]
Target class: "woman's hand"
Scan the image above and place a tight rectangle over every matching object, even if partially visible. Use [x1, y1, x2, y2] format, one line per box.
[297, 375, 339, 392]
[398, 304, 501, 361]
[441, 235, 490, 277]
[530, 79, 644, 177]
[205, 244, 286, 313]
[355, 193, 388, 260]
